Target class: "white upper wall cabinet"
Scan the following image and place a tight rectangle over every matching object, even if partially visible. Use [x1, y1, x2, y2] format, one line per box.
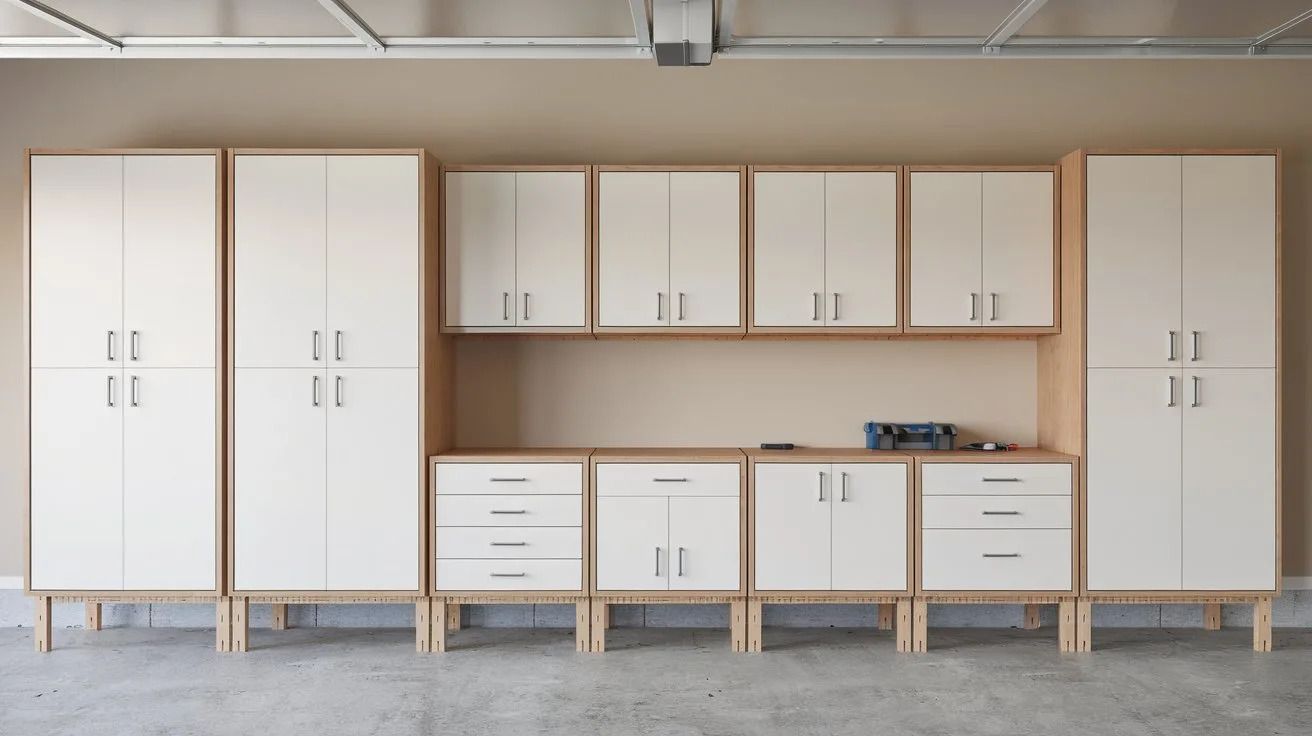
[909, 170, 1054, 331]
[598, 169, 742, 331]
[445, 169, 588, 331]
[752, 170, 897, 330]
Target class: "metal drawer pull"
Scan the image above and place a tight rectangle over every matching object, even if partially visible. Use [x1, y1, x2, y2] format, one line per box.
[107, 330, 116, 361]
[130, 375, 139, 407]
[312, 375, 320, 407]
[1167, 330, 1177, 361]
[981, 510, 1020, 515]
[840, 472, 849, 502]
[490, 542, 527, 547]
[677, 547, 686, 577]
[1190, 330, 1199, 361]
[335, 330, 343, 361]
[981, 477, 1020, 483]
[982, 553, 1020, 558]
[989, 293, 998, 321]
[652, 477, 688, 483]
[656, 292, 662, 321]
[523, 293, 531, 321]
[313, 330, 320, 361]
[489, 477, 528, 482]
[969, 293, 978, 321]
[678, 292, 686, 321]
[489, 509, 527, 515]
[818, 471, 825, 502]
[130, 330, 140, 361]
[490, 572, 526, 578]
[832, 293, 840, 321]
[812, 292, 821, 321]
[502, 292, 510, 321]
[1192, 375, 1200, 408]
[654, 547, 661, 576]
[335, 375, 343, 407]
[1167, 375, 1177, 407]
[106, 375, 115, 407]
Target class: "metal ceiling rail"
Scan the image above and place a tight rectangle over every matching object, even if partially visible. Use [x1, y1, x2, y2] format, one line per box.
[315, 0, 385, 52]
[719, 36, 1312, 59]
[628, 0, 650, 48]
[982, 0, 1050, 49]
[0, 35, 652, 59]
[717, 0, 740, 49]
[1251, 8, 1312, 51]
[4, 0, 120, 49]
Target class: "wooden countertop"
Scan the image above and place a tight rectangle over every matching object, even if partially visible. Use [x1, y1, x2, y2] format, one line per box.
[590, 447, 747, 462]
[899, 448, 1078, 462]
[433, 447, 1077, 463]
[745, 447, 910, 462]
[433, 448, 594, 462]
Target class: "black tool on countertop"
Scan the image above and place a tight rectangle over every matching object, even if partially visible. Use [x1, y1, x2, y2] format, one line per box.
[759, 443, 795, 450]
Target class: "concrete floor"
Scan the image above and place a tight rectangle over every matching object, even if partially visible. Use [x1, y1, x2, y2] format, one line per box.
[2, 627, 1309, 736]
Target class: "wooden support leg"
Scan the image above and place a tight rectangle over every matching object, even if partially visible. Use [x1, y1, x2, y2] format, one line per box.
[895, 599, 913, 653]
[432, 600, 447, 653]
[35, 596, 52, 653]
[415, 599, 432, 653]
[1059, 600, 1076, 652]
[747, 600, 763, 653]
[878, 603, 895, 631]
[216, 598, 232, 652]
[271, 603, 288, 631]
[446, 603, 462, 632]
[85, 602, 102, 631]
[589, 601, 607, 653]
[575, 601, 590, 653]
[1253, 597, 1273, 652]
[911, 599, 928, 653]
[1023, 603, 1041, 630]
[730, 600, 747, 652]
[604, 604, 612, 629]
[1203, 603, 1222, 631]
[231, 597, 249, 653]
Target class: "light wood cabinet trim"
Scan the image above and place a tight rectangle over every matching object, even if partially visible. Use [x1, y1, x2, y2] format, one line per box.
[591, 447, 747, 461]
[743, 448, 912, 461]
[441, 164, 590, 172]
[228, 148, 425, 156]
[902, 448, 1078, 462]
[1082, 148, 1280, 156]
[28, 148, 225, 156]
[433, 449, 594, 462]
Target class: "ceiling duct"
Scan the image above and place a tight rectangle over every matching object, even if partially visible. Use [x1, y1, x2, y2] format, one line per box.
[652, 0, 714, 66]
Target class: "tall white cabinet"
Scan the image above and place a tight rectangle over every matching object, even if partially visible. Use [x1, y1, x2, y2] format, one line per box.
[27, 151, 221, 593]
[232, 150, 433, 594]
[1083, 153, 1278, 593]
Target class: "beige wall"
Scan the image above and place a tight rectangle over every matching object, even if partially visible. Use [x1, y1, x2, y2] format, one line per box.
[0, 59, 1307, 578]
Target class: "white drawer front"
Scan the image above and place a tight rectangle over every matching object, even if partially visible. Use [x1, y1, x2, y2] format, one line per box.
[921, 530, 1072, 591]
[435, 495, 582, 527]
[435, 527, 583, 560]
[595, 463, 741, 497]
[435, 559, 582, 591]
[434, 463, 583, 495]
[922, 496, 1071, 530]
[921, 463, 1072, 496]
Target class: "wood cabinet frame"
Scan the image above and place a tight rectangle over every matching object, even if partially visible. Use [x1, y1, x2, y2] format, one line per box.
[747, 165, 904, 337]
[902, 164, 1061, 337]
[440, 164, 594, 335]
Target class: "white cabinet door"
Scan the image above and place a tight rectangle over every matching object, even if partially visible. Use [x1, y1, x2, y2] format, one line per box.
[982, 172, 1054, 327]
[669, 496, 740, 591]
[1086, 155, 1182, 368]
[669, 172, 741, 328]
[752, 172, 825, 327]
[831, 463, 908, 591]
[29, 155, 123, 369]
[29, 369, 123, 590]
[234, 156, 327, 367]
[752, 464, 831, 591]
[598, 172, 670, 327]
[909, 172, 983, 327]
[516, 171, 587, 327]
[1182, 156, 1277, 369]
[123, 369, 215, 590]
[824, 172, 898, 327]
[596, 496, 669, 590]
[444, 172, 516, 327]
[234, 368, 327, 591]
[327, 155, 419, 367]
[326, 369, 419, 591]
[122, 155, 217, 369]
[1183, 369, 1276, 590]
[1086, 368, 1182, 591]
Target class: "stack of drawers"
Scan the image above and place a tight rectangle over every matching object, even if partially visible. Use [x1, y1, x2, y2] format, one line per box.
[433, 462, 586, 592]
[920, 462, 1074, 592]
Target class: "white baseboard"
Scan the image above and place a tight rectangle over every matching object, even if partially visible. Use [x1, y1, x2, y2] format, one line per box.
[0, 577, 23, 590]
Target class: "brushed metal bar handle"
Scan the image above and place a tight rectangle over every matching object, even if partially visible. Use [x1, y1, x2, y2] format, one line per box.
[334, 330, 343, 361]
[490, 572, 526, 578]
[840, 471, 849, 502]
[502, 292, 510, 321]
[832, 293, 840, 321]
[1167, 375, 1176, 407]
[107, 331, 116, 361]
[130, 375, 139, 407]
[652, 477, 688, 483]
[818, 471, 825, 502]
[490, 542, 527, 547]
[312, 375, 320, 407]
[655, 547, 661, 577]
[523, 293, 531, 321]
[989, 293, 998, 321]
[1192, 375, 1200, 408]
[107, 375, 115, 407]
[677, 547, 686, 577]
[656, 292, 662, 321]
[981, 477, 1020, 483]
[1190, 330, 1199, 362]
[982, 553, 1020, 558]
[982, 511, 1021, 516]
[313, 331, 321, 361]
[812, 292, 821, 321]
[130, 330, 139, 361]
[489, 509, 527, 515]
[1167, 330, 1177, 361]
[490, 477, 528, 483]
[335, 376, 343, 407]
[678, 292, 686, 321]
